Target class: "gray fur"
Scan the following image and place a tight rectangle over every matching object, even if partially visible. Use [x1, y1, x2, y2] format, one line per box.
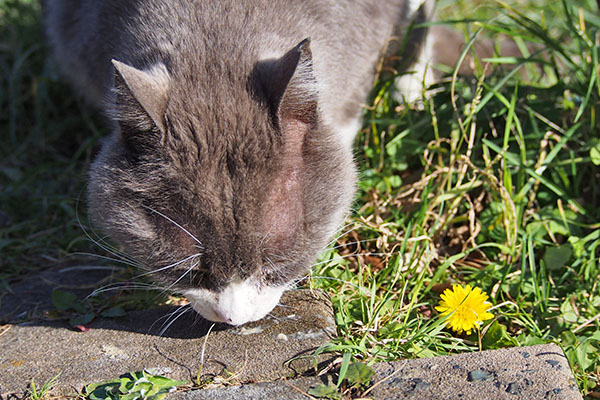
[43, 0, 431, 311]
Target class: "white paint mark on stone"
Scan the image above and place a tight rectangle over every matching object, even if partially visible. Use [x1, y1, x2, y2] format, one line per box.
[277, 333, 289, 341]
[145, 367, 173, 375]
[233, 326, 265, 335]
[101, 344, 129, 361]
[288, 330, 325, 340]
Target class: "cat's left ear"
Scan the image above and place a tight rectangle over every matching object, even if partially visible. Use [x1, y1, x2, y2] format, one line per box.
[260, 38, 318, 128]
[257, 39, 319, 245]
[111, 60, 170, 134]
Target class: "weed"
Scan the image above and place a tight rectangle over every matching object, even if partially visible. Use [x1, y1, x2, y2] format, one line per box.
[311, 0, 600, 395]
[83, 370, 188, 400]
[26, 373, 60, 400]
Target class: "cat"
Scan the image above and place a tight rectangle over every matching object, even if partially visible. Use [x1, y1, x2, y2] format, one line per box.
[43, 0, 434, 325]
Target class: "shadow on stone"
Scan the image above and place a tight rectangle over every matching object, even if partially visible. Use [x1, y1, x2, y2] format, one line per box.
[1, 267, 337, 398]
[0, 265, 229, 338]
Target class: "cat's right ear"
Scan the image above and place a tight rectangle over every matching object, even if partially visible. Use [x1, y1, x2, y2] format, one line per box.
[111, 60, 170, 136]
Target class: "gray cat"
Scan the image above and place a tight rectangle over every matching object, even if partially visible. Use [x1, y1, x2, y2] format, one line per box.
[43, 0, 433, 325]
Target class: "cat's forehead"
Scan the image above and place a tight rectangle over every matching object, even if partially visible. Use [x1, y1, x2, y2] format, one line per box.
[164, 84, 280, 165]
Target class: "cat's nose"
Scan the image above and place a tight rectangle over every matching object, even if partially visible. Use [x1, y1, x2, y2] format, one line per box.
[214, 310, 234, 324]
[212, 307, 241, 325]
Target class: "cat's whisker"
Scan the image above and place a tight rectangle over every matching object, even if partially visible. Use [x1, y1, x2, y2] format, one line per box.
[309, 251, 393, 269]
[147, 303, 190, 336]
[87, 282, 164, 299]
[331, 238, 379, 250]
[162, 260, 200, 294]
[323, 224, 360, 248]
[142, 205, 204, 250]
[81, 227, 140, 266]
[133, 253, 203, 279]
[329, 222, 356, 238]
[70, 252, 142, 269]
[264, 256, 279, 276]
[308, 275, 361, 288]
[157, 304, 192, 337]
[76, 202, 141, 267]
[290, 275, 309, 286]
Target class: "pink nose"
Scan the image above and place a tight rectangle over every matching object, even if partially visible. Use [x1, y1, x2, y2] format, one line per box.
[213, 309, 234, 324]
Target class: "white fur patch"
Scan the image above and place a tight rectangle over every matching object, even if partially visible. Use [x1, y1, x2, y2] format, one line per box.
[406, 0, 428, 18]
[338, 119, 362, 149]
[184, 277, 286, 326]
[394, 30, 436, 104]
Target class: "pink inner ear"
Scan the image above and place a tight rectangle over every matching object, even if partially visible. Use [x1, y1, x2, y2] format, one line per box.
[261, 119, 308, 246]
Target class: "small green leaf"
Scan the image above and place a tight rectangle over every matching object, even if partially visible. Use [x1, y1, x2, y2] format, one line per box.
[100, 307, 126, 318]
[51, 290, 79, 312]
[543, 245, 572, 271]
[560, 330, 578, 346]
[344, 362, 375, 387]
[69, 312, 95, 327]
[574, 341, 597, 370]
[308, 384, 341, 399]
[481, 321, 505, 349]
[83, 371, 188, 400]
[560, 296, 582, 325]
[336, 352, 352, 387]
[143, 374, 187, 389]
[590, 141, 600, 165]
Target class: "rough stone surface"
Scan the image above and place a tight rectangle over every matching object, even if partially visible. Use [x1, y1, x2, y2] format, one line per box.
[0, 265, 118, 322]
[0, 268, 584, 399]
[368, 343, 582, 400]
[172, 376, 324, 400]
[0, 266, 336, 398]
[173, 344, 582, 400]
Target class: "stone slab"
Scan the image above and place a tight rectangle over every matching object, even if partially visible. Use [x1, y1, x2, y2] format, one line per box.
[173, 344, 582, 400]
[173, 376, 323, 400]
[368, 343, 581, 399]
[0, 265, 119, 322]
[0, 289, 336, 398]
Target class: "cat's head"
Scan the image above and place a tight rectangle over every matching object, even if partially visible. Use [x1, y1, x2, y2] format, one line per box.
[88, 39, 356, 325]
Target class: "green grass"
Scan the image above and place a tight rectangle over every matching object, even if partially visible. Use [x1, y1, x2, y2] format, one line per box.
[1, 0, 599, 398]
[26, 373, 60, 400]
[0, 0, 106, 281]
[310, 0, 600, 397]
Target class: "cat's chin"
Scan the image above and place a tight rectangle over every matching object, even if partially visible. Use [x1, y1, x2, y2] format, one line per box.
[183, 278, 287, 326]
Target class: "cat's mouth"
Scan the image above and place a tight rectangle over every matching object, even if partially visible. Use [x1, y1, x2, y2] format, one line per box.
[183, 277, 286, 326]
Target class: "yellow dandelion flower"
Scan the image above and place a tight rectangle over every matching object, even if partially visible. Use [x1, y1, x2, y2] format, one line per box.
[435, 284, 494, 335]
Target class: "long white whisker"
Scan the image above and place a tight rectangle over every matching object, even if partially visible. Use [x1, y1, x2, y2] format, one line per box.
[133, 253, 203, 280]
[162, 260, 199, 294]
[310, 252, 393, 269]
[84, 229, 138, 264]
[324, 224, 358, 247]
[307, 276, 361, 289]
[70, 252, 142, 268]
[149, 303, 189, 332]
[75, 205, 141, 266]
[58, 265, 121, 273]
[143, 205, 204, 250]
[158, 305, 192, 336]
[87, 282, 164, 299]
[331, 238, 379, 250]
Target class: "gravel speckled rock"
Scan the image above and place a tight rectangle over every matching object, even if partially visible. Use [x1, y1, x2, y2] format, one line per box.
[171, 344, 582, 400]
[368, 343, 582, 399]
[0, 285, 335, 398]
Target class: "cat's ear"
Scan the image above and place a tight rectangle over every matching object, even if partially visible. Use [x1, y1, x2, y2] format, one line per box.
[111, 60, 170, 134]
[261, 38, 318, 127]
[259, 39, 318, 246]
